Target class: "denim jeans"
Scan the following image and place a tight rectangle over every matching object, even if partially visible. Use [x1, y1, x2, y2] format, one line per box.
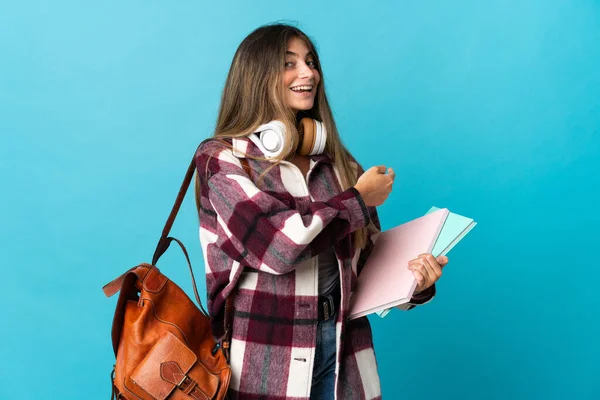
[310, 313, 337, 400]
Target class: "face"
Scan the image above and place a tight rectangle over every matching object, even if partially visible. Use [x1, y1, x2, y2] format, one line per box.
[282, 37, 321, 113]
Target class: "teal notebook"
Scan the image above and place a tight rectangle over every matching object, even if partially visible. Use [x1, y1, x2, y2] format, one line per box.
[375, 207, 476, 318]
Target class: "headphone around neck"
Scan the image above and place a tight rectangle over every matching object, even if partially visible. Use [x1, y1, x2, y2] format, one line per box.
[255, 118, 327, 158]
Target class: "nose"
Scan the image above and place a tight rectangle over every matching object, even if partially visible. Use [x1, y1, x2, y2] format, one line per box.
[298, 61, 314, 79]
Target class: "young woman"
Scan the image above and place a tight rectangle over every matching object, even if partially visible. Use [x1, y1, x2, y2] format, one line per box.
[194, 23, 449, 400]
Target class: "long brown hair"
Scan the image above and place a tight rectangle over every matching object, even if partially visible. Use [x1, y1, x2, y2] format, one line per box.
[195, 23, 376, 249]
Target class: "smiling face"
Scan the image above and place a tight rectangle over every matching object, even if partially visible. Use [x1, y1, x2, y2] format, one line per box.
[282, 37, 321, 114]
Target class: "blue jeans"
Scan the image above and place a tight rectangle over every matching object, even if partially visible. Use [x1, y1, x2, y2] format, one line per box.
[310, 313, 337, 400]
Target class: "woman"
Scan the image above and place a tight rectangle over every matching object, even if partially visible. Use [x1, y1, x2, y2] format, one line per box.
[194, 23, 449, 400]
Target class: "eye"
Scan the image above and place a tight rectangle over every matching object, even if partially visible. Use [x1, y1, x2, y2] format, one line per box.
[285, 61, 294, 68]
[307, 60, 317, 68]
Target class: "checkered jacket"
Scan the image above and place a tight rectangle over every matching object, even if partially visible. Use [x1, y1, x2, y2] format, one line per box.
[195, 133, 435, 399]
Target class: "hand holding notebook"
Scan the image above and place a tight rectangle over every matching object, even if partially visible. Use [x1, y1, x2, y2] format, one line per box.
[409, 252, 449, 295]
[347, 207, 476, 320]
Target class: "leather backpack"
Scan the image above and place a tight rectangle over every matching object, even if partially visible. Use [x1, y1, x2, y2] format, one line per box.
[102, 156, 233, 400]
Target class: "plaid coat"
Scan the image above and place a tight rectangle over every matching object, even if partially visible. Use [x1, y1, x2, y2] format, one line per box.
[195, 133, 435, 400]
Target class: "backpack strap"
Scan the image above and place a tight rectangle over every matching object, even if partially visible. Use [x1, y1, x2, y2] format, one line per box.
[151, 156, 197, 265]
[152, 148, 245, 362]
[143, 155, 210, 317]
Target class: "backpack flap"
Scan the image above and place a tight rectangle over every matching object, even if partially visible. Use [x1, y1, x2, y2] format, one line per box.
[131, 331, 219, 400]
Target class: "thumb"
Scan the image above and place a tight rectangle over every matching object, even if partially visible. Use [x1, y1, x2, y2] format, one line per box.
[373, 165, 387, 174]
[437, 255, 449, 266]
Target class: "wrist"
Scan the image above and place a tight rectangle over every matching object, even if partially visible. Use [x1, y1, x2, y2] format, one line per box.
[353, 184, 363, 196]
[353, 185, 369, 206]
[411, 284, 436, 304]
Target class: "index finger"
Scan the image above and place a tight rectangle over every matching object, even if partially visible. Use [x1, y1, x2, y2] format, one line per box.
[373, 165, 387, 174]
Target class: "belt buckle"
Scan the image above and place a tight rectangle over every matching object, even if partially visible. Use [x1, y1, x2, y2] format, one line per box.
[322, 294, 335, 321]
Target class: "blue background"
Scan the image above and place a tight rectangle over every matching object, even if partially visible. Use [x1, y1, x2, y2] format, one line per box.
[1, 1, 599, 399]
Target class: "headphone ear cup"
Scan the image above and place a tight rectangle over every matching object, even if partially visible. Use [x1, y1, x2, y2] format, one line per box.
[257, 121, 286, 157]
[313, 120, 327, 155]
[298, 118, 317, 156]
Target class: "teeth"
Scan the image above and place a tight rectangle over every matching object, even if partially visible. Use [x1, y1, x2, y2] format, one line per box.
[291, 85, 313, 92]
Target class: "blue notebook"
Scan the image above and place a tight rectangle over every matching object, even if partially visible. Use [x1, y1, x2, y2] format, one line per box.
[375, 206, 476, 318]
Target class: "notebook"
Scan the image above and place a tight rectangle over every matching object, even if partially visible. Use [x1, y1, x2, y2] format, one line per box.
[347, 208, 450, 320]
[375, 206, 477, 318]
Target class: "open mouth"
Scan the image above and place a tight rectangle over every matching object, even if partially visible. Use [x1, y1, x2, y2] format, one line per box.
[290, 85, 314, 93]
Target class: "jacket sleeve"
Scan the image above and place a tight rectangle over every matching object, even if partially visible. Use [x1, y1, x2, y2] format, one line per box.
[196, 140, 371, 275]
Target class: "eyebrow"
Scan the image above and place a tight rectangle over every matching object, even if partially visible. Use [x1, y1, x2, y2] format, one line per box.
[286, 50, 315, 58]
